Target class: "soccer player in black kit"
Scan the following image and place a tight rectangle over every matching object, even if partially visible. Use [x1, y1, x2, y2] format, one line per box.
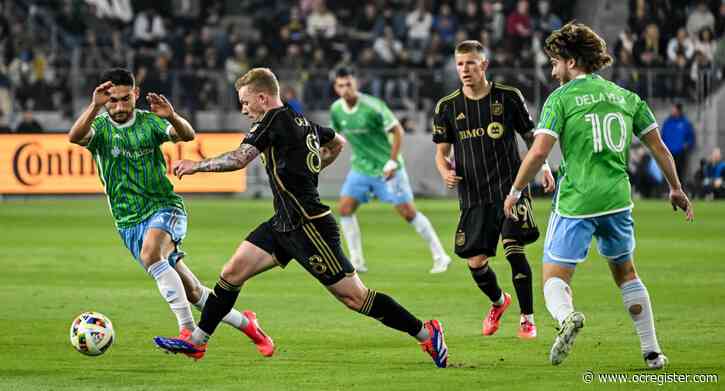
[432, 41, 556, 339]
[154, 68, 449, 368]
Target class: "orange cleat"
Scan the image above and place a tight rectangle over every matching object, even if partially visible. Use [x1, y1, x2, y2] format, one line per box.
[482, 293, 511, 336]
[419, 320, 448, 368]
[154, 328, 207, 361]
[241, 311, 275, 357]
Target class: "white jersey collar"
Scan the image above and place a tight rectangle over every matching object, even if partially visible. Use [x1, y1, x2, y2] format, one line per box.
[108, 109, 138, 128]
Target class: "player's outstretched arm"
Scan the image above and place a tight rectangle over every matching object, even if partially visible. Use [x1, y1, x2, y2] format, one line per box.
[640, 129, 694, 221]
[172, 144, 260, 179]
[435, 143, 461, 189]
[146, 93, 195, 142]
[69, 81, 112, 145]
[320, 133, 346, 169]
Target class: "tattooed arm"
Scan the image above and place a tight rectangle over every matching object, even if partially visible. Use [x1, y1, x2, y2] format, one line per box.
[172, 144, 260, 179]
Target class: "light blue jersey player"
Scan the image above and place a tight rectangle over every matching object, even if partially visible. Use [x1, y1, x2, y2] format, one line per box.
[504, 23, 693, 369]
[331, 67, 451, 273]
[69, 68, 274, 355]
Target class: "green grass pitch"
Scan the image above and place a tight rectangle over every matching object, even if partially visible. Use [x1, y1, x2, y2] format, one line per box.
[1, 198, 723, 390]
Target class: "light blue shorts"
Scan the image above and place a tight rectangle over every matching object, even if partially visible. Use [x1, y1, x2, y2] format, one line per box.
[340, 169, 414, 205]
[118, 208, 187, 268]
[543, 209, 635, 268]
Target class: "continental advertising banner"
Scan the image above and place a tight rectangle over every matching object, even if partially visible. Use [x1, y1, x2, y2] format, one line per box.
[0, 133, 246, 194]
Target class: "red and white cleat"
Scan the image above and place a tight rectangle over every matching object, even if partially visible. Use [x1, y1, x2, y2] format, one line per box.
[482, 293, 512, 336]
[517, 316, 537, 339]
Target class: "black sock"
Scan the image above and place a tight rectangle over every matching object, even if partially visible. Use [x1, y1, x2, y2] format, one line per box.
[469, 263, 503, 303]
[198, 277, 241, 335]
[359, 290, 423, 337]
[504, 241, 533, 315]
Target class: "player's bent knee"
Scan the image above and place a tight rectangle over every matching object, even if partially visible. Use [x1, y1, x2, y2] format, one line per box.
[467, 256, 489, 269]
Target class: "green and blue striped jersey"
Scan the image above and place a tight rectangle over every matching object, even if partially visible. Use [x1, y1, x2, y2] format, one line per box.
[86, 109, 184, 228]
[535, 74, 658, 217]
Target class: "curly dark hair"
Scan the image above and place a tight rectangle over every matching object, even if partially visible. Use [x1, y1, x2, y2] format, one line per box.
[544, 22, 613, 73]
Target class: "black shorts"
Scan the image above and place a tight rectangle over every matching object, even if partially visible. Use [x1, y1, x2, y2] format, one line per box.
[454, 197, 539, 259]
[245, 214, 355, 286]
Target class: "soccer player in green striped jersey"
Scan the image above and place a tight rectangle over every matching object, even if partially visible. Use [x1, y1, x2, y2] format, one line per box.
[331, 67, 451, 274]
[68, 68, 275, 356]
[504, 23, 693, 368]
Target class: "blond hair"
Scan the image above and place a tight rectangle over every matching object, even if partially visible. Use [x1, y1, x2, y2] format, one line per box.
[455, 40, 486, 59]
[234, 68, 280, 96]
[544, 22, 613, 73]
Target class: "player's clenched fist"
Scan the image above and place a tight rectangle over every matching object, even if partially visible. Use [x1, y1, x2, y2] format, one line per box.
[442, 169, 462, 189]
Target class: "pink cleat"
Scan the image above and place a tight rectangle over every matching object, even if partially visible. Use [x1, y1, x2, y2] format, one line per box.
[419, 320, 448, 368]
[482, 293, 511, 336]
[241, 310, 275, 357]
[517, 316, 537, 339]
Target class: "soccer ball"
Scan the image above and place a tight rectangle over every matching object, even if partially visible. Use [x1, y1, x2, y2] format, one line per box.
[69, 312, 115, 356]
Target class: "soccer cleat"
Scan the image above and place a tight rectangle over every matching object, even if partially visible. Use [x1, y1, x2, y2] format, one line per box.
[549, 311, 585, 365]
[429, 255, 452, 274]
[153, 328, 207, 360]
[241, 310, 275, 357]
[517, 317, 537, 339]
[644, 352, 669, 369]
[482, 293, 512, 335]
[419, 319, 448, 368]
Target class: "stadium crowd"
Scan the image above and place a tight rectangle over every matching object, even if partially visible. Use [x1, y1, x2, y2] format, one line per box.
[0, 0, 723, 198]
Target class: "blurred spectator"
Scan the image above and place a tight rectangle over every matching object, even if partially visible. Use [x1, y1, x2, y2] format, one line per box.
[15, 110, 44, 133]
[225, 43, 249, 84]
[307, 0, 337, 40]
[481, 0, 505, 45]
[178, 53, 202, 123]
[0, 62, 11, 124]
[628, 1, 652, 37]
[141, 54, 174, 109]
[666, 27, 695, 64]
[356, 47, 383, 98]
[533, 0, 562, 35]
[406, 0, 433, 60]
[633, 24, 664, 67]
[661, 102, 696, 182]
[373, 26, 403, 65]
[506, 0, 533, 53]
[55, 0, 86, 47]
[172, 0, 201, 25]
[686, 1, 715, 38]
[630, 142, 664, 198]
[694, 27, 716, 62]
[698, 147, 725, 198]
[460, 1, 481, 38]
[432, 4, 458, 45]
[614, 28, 636, 62]
[133, 8, 166, 48]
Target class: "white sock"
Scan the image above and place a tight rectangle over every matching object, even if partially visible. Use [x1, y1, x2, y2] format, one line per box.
[193, 287, 249, 329]
[415, 324, 431, 342]
[410, 212, 447, 261]
[521, 313, 535, 324]
[493, 292, 505, 306]
[543, 277, 574, 326]
[340, 215, 364, 262]
[620, 278, 661, 355]
[148, 260, 195, 332]
[191, 327, 210, 345]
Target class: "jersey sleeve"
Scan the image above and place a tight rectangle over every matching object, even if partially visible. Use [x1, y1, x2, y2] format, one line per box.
[509, 90, 536, 135]
[377, 99, 399, 131]
[432, 101, 455, 144]
[534, 94, 565, 139]
[86, 116, 106, 152]
[632, 99, 658, 138]
[316, 123, 336, 145]
[148, 113, 173, 146]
